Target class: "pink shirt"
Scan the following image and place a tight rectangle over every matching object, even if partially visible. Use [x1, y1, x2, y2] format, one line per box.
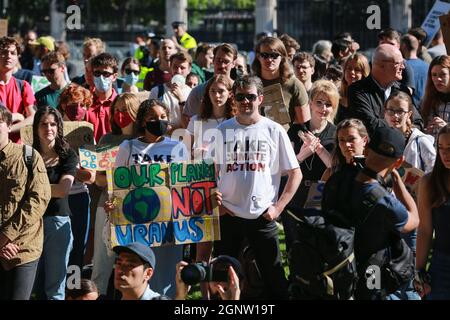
[0, 77, 36, 142]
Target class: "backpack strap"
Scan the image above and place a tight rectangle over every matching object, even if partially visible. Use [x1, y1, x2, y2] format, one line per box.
[23, 144, 35, 181]
[157, 84, 165, 101]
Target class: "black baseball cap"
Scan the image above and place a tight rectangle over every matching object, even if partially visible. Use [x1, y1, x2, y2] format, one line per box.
[211, 255, 244, 280]
[113, 242, 156, 269]
[368, 125, 405, 158]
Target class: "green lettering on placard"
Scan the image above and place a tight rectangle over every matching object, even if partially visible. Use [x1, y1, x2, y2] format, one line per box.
[186, 163, 199, 182]
[130, 164, 148, 187]
[149, 163, 164, 187]
[114, 166, 131, 189]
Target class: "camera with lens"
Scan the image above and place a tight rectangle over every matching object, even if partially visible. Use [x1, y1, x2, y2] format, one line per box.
[180, 261, 229, 285]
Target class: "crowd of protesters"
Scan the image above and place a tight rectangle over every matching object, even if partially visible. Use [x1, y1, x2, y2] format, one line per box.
[0, 22, 450, 301]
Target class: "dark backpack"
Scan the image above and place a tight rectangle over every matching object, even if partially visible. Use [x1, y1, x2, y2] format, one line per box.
[287, 166, 364, 300]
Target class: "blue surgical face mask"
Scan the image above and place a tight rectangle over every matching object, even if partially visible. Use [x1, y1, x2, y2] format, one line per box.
[125, 72, 139, 86]
[93, 75, 112, 92]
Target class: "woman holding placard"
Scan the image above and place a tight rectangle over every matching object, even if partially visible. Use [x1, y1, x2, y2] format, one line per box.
[32, 106, 78, 300]
[105, 99, 189, 298]
[91, 92, 140, 296]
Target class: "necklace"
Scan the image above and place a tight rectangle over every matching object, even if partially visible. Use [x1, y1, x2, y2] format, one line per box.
[303, 153, 315, 171]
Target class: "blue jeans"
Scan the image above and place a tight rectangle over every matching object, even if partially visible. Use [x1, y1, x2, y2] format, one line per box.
[68, 192, 91, 269]
[428, 250, 450, 300]
[33, 216, 73, 300]
[0, 259, 39, 300]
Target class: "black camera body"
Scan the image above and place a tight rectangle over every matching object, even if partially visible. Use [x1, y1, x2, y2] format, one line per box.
[180, 261, 229, 285]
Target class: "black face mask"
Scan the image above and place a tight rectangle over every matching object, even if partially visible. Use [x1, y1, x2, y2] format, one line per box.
[145, 119, 169, 136]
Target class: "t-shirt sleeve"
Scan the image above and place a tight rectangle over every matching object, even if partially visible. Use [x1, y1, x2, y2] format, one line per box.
[291, 77, 308, 107]
[381, 195, 409, 232]
[115, 140, 132, 167]
[277, 125, 300, 173]
[62, 149, 79, 177]
[148, 87, 158, 100]
[22, 80, 36, 111]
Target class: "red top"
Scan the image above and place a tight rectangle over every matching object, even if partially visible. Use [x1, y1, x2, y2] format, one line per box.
[86, 89, 117, 143]
[0, 77, 36, 142]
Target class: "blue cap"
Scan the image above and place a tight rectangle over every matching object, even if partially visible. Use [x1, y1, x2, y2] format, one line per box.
[368, 125, 405, 159]
[113, 242, 156, 269]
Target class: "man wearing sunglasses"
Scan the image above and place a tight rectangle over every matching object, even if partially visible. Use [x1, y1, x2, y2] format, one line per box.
[35, 52, 69, 109]
[211, 75, 302, 299]
[86, 52, 118, 142]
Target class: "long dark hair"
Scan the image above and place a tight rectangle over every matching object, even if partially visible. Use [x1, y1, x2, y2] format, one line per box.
[199, 75, 235, 120]
[429, 124, 450, 207]
[421, 55, 450, 125]
[252, 36, 293, 84]
[32, 106, 70, 158]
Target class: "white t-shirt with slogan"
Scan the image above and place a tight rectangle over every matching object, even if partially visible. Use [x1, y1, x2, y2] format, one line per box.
[213, 116, 299, 219]
[115, 137, 189, 166]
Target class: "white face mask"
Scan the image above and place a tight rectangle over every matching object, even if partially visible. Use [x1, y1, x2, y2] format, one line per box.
[93, 75, 112, 92]
[125, 73, 139, 86]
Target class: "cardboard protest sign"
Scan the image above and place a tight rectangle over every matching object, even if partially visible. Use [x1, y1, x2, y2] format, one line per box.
[398, 162, 424, 198]
[261, 83, 291, 125]
[31, 75, 51, 94]
[439, 13, 450, 54]
[303, 181, 326, 209]
[20, 121, 94, 149]
[79, 145, 120, 170]
[0, 19, 7, 38]
[107, 161, 220, 248]
[421, 0, 450, 47]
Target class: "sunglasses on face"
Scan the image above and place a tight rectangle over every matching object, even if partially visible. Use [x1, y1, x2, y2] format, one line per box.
[93, 70, 114, 78]
[235, 93, 258, 102]
[41, 68, 58, 75]
[125, 68, 140, 76]
[259, 52, 281, 60]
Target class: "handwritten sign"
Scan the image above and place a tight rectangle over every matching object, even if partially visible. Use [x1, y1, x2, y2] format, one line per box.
[261, 83, 291, 125]
[79, 145, 120, 170]
[398, 163, 424, 198]
[107, 161, 221, 248]
[421, 0, 450, 47]
[304, 181, 325, 209]
[21, 121, 94, 149]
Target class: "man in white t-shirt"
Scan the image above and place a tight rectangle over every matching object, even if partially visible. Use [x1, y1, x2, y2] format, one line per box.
[212, 75, 302, 299]
[149, 52, 191, 133]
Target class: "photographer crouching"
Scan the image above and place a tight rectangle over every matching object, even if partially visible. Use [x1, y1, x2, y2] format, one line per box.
[175, 256, 244, 300]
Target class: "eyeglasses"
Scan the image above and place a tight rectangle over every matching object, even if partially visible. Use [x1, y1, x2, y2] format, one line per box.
[93, 70, 114, 78]
[41, 68, 58, 75]
[385, 108, 409, 116]
[235, 93, 258, 102]
[259, 52, 281, 60]
[214, 57, 233, 66]
[382, 60, 405, 68]
[125, 68, 140, 76]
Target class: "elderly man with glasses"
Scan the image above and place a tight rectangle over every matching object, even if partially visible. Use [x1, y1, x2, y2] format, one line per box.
[348, 44, 423, 137]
